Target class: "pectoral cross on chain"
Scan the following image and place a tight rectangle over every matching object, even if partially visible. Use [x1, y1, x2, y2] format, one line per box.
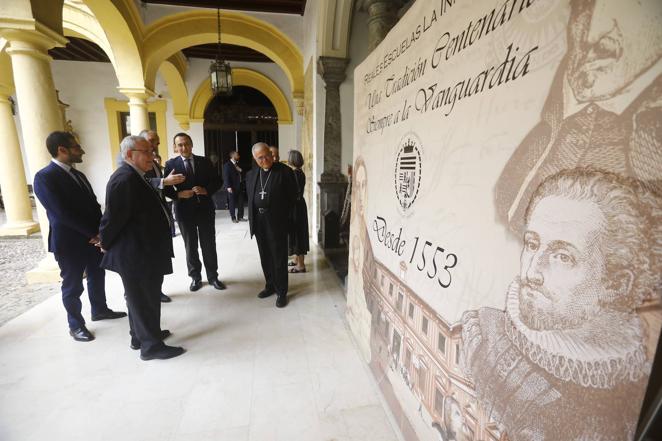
[259, 169, 272, 201]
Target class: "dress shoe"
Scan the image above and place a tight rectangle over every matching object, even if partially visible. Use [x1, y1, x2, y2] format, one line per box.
[232, 219, 239, 223]
[91, 309, 127, 321]
[190, 279, 202, 291]
[69, 326, 95, 342]
[210, 279, 226, 290]
[130, 330, 172, 350]
[276, 294, 288, 308]
[140, 344, 186, 361]
[160, 293, 172, 303]
[258, 289, 275, 299]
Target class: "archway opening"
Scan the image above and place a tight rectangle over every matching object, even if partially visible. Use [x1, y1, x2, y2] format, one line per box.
[203, 85, 278, 177]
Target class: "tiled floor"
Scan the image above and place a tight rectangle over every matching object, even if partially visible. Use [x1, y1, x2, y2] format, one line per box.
[0, 213, 402, 441]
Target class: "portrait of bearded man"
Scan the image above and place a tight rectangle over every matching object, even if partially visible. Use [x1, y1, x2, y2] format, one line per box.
[463, 168, 661, 441]
[495, 0, 662, 234]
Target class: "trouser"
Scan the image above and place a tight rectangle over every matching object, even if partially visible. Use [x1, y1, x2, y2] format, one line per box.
[55, 245, 108, 330]
[178, 209, 218, 281]
[254, 211, 288, 296]
[122, 274, 163, 355]
[227, 189, 245, 220]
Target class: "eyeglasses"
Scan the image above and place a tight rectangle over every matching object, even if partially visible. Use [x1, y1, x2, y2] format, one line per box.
[132, 149, 155, 156]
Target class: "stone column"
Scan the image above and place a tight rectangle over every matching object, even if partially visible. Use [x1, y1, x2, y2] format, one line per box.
[0, 89, 40, 236]
[119, 88, 152, 135]
[2, 28, 68, 282]
[317, 56, 349, 248]
[363, 0, 406, 51]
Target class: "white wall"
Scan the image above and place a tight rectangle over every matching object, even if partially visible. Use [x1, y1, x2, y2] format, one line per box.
[52, 61, 125, 201]
[340, 10, 370, 174]
[140, 3, 303, 53]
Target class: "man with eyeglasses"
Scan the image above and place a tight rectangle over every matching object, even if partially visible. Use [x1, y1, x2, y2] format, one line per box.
[164, 132, 225, 292]
[33, 131, 127, 343]
[99, 135, 184, 361]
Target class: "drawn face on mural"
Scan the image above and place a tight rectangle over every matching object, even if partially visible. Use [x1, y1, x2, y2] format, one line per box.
[355, 162, 368, 218]
[519, 195, 608, 331]
[443, 397, 472, 441]
[567, 0, 662, 102]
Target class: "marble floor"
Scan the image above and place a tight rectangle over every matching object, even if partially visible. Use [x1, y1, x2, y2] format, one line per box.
[0, 212, 402, 441]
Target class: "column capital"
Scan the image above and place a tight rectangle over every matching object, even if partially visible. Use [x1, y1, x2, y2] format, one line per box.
[1, 23, 67, 60]
[293, 97, 304, 117]
[360, 0, 407, 10]
[359, 0, 407, 50]
[317, 56, 349, 87]
[118, 87, 156, 102]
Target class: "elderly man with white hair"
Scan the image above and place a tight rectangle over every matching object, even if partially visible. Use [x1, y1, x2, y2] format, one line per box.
[99, 135, 185, 361]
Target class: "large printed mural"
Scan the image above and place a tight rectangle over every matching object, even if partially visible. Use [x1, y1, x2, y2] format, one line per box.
[347, 1, 662, 440]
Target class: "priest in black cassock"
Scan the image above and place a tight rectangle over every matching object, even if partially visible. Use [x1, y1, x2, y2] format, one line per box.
[246, 142, 297, 308]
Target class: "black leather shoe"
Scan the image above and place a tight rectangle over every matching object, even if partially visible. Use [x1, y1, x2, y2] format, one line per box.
[232, 219, 239, 223]
[91, 309, 127, 321]
[160, 293, 172, 303]
[258, 289, 275, 299]
[130, 330, 172, 350]
[190, 279, 202, 291]
[210, 279, 226, 290]
[276, 294, 288, 308]
[140, 345, 186, 361]
[70, 326, 95, 342]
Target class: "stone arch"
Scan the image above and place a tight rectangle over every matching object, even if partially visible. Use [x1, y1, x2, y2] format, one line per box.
[189, 68, 293, 124]
[62, 2, 114, 65]
[79, 0, 145, 90]
[159, 54, 189, 130]
[144, 10, 303, 100]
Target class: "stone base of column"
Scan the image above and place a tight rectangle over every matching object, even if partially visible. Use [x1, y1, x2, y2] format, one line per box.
[318, 178, 349, 249]
[0, 220, 40, 237]
[26, 254, 61, 284]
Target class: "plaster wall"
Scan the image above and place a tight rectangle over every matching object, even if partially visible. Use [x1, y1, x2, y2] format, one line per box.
[139, 3, 303, 52]
[302, 0, 321, 238]
[340, 10, 369, 176]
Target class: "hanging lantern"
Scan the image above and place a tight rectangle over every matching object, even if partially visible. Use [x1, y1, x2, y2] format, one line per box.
[209, 5, 232, 96]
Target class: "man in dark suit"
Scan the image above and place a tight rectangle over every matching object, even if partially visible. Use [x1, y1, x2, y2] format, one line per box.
[223, 150, 245, 223]
[247, 142, 296, 308]
[99, 135, 184, 361]
[33, 131, 126, 342]
[164, 133, 226, 292]
[139, 129, 185, 302]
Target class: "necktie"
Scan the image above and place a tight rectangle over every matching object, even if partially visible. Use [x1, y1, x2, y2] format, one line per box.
[71, 169, 91, 195]
[184, 158, 193, 177]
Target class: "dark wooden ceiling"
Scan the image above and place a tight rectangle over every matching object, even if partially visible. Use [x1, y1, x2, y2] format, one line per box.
[49, 37, 271, 63]
[183, 44, 271, 62]
[49, 37, 111, 63]
[142, 0, 307, 15]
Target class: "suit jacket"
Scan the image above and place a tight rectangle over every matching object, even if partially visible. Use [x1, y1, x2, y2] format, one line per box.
[163, 154, 221, 221]
[99, 163, 173, 277]
[144, 160, 163, 190]
[494, 61, 662, 234]
[223, 160, 241, 191]
[33, 161, 101, 256]
[246, 161, 297, 237]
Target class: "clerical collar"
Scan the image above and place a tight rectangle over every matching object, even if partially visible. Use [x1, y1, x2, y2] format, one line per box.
[562, 58, 662, 118]
[261, 167, 271, 172]
[51, 158, 72, 172]
[504, 278, 648, 388]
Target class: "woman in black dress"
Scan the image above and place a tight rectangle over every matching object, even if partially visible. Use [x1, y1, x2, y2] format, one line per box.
[287, 150, 309, 273]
